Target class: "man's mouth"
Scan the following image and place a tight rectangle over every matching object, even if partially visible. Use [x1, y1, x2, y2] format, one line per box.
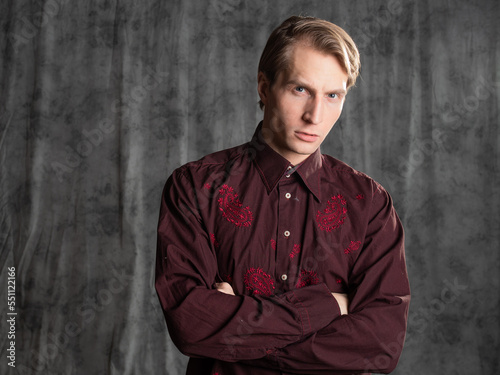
[295, 131, 319, 142]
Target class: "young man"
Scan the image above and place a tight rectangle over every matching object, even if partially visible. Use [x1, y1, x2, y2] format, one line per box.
[155, 16, 410, 375]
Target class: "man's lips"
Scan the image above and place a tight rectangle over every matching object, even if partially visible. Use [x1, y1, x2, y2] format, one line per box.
[295, 131, 319, 142]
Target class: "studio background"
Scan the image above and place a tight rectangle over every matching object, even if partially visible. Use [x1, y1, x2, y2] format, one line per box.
[1, 0, 499, 374]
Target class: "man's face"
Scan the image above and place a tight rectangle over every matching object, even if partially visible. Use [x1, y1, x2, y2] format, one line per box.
[258, 43, 349, 165]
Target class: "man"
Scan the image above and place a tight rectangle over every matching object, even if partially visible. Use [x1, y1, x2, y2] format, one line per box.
[155, 15, 410, 375]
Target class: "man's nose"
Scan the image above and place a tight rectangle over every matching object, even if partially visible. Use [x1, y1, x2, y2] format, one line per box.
[302, 96, 323, 124]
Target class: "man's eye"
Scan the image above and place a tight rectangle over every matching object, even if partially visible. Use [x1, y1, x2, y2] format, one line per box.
[295, 87, 305, 93]
[328, 93, 338, 99]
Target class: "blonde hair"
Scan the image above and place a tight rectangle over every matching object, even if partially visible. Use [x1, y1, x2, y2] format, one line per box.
[258, 16, 360, 109]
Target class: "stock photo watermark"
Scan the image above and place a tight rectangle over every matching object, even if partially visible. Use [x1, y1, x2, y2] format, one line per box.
[407, 277, 468, 338]
[220, 237, 342, 356]
[363, 276, 469, 372]
[50, 65, 168, 182]
[396, 75, 498, 181]
[397, 129, 446, 177]
[381, 74, 498, 213]
[441, 75, 499, 133]
[351, 0, 405, 51]
[17, 265, 133, 373]
[8, 0, 68, 52]
[5, 267, 17, 368]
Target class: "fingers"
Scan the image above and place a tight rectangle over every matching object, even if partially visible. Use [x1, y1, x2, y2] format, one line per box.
[215, 282, 235, 296]
[331, 292, 349, 315]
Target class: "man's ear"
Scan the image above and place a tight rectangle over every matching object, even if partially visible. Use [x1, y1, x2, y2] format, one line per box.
[257, 71, 270, 107]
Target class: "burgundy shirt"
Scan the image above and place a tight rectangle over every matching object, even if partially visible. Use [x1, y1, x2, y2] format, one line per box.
[155, 124, 410, 374]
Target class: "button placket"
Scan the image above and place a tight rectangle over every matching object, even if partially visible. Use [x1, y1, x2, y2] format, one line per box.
[276, 177, 297, 289]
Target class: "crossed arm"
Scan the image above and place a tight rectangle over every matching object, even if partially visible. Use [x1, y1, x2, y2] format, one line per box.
[156, 170, 410, 373]
[216, 282, 350, 316]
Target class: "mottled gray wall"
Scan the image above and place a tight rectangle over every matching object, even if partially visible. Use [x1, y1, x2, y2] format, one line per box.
[0, 0, 499, 374]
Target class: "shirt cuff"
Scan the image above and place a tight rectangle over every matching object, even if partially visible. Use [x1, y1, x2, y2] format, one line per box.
[286, 283, 341, 337]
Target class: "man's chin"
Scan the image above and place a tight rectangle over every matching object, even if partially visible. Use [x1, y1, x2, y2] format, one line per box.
[287, 147, 318, 162]
[293, 143, 319, 156]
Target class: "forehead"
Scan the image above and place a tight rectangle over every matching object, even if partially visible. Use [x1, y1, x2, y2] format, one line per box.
[279, 42, 348, 87]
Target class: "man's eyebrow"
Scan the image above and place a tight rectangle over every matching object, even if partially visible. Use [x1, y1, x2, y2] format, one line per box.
[331, 88, 347, 95]
[285, 79, 310, 88]
[285, 79, 346, 95]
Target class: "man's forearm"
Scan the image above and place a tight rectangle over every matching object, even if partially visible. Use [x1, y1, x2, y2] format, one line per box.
[216, 283, 349, 315]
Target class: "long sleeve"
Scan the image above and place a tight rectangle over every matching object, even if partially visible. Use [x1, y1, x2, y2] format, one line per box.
[242, 185, 410, 373]
[155, 167, 341, 362]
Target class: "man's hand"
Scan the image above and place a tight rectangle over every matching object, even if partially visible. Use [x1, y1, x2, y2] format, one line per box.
[215, 282, 348, 315]
[215, 282, 235, 296]
[332, 293, 349, 315]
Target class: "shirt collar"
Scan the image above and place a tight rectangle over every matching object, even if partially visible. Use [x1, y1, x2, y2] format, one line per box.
[250, 122, 323, 201]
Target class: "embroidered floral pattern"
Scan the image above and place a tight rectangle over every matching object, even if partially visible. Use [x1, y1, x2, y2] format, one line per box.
[296, 269, 319, 289]
[210, 233, 220, 249]
[204, 183, 211, 189]
[270, 239, 277, 251]
[356, 194, 365, 200]
[289, 244, 301, 259]
[316, 194, 347, 232]
[344, 240, 362, 255]
[336, 278, 343, 284]
[218, 185, 253, 227]
[244, 268, 275, 296]
[221, 274, 233, 283]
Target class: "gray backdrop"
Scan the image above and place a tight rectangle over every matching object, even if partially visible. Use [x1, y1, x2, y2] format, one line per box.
[1, 0, 499, 374]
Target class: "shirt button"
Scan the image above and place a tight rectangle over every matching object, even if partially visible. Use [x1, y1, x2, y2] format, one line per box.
[284, 230, 290, 237]
[281, 274, 288, 281]
[285, 193, 291, 199]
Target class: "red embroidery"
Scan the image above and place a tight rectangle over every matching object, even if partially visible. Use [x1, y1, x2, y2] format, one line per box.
[289, 244, 301, 259]
[336, 278, 342, 284]
[316, 194, 347, 232]
[270, 239, 276, 250]
[218, 185, 253, 227]
[296, 269, 319, 289]
[244, 268, 275, 296]
[204, 183, 211, 189]
[356, 194, 365, 200]
[344, 240, 362, 254]
[210, 233, 220, 249]
[221, 274, 233, 283]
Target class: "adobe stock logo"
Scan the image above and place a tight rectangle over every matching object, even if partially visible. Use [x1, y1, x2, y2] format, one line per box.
[50, 65, 168, 182]
[18, 266, 133, 373]
[7, 0, 68, 52]
[363, 277, 468, 372]
[351, 0, 405, 52]
[441, 76, 498, 132]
